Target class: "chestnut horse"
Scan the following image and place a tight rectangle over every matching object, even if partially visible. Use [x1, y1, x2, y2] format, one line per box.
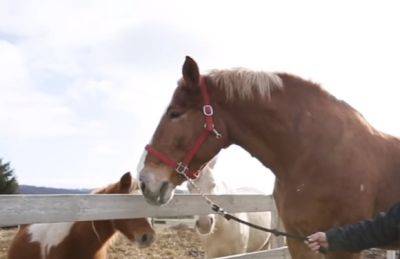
[138, 56, 400, 258]
[8, 172, 155, 259]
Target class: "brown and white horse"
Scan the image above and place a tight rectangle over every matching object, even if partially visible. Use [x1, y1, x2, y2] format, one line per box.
[8, 172, 155, 259]
[138, 56, 400, 258]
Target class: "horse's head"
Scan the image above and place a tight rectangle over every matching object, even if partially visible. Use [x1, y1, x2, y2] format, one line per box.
[102, 173, 155, 248]
[186, 157, 217, 194]
[138, 57, 229, 205]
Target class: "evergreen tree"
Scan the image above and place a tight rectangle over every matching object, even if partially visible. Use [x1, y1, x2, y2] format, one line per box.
[0, 159, 19, 194]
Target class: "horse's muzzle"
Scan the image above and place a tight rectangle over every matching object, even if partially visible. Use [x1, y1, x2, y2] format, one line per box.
[139, 171, 175, 206]
[136, 232, 155, 248]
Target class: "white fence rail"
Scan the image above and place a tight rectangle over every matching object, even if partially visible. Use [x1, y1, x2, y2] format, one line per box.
[218, 247, 291, 259]
[1, 194, 397, 259]
[0, 194, 273, 227]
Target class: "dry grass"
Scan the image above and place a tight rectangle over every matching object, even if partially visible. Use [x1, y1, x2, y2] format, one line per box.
[0, 229, 16, 259]
[108, 226, 204, 259]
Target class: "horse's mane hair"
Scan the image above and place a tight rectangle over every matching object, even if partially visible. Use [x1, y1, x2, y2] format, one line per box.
[89, 177, 140, 247]
[90, 184, 113, 194]
[208, 68, 283, 101]
[90, 178, 140, 194]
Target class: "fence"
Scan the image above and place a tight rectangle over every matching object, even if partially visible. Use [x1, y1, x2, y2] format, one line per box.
[0, 194, 397, 258]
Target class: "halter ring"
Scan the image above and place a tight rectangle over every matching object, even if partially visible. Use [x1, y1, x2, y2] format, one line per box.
[203, 105, 214, 116]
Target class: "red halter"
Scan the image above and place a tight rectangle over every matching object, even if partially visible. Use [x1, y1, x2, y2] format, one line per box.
[145, 76, 222, 179]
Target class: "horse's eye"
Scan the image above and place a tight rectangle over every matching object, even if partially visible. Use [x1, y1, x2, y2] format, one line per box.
[169, 111, 182, 119]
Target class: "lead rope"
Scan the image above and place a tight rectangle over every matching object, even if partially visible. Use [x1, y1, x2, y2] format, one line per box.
[181, 172, 328, 254]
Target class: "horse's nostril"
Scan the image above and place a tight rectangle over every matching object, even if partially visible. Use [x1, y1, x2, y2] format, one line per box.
[210, 217, 214, 225]
[140, 182, 146, 192]
[141, 234, 148, 243]
[159, 181, 169, 195]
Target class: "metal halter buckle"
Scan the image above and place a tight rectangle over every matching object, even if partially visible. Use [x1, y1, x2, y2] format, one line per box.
[203, 123, 222, 139]
[203, 105, 214, 116]
[192, 170, 200, 178]
[213, 128, 222, 139]
[175, 162, 189, 175]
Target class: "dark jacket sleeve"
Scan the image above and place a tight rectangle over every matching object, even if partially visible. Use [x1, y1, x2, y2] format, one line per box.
[326, 202, 400, 252]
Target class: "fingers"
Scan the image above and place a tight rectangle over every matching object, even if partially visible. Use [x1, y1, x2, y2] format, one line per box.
[305, 240, 323, 253]
[305, 232, 328, 253]
[307, 232, 325, 242]
[308, 241, 321, 252]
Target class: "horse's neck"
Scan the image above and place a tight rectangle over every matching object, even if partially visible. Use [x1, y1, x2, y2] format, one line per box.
[219, 74, 379, 178]
[195, 170, 227, 195]
[197, 169, 215, 193]
[213, 181, 229, 194]
[69, 220, 116, 256]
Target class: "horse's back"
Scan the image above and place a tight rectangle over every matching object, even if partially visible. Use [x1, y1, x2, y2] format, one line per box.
[229, 187, 272, 251]
[246, 211, 272, 252]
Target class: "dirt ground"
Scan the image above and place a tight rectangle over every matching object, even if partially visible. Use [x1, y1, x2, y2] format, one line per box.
[0, 229, 14, 259]
[0, 225, 391, 259]
[107, 225, 204, 259]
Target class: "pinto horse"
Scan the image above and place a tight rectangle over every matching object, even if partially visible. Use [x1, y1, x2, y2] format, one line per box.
[138, 56, 400, 258]
[8, 173, 155, 259]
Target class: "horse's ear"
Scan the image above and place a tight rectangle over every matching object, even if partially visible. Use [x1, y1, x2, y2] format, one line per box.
[210, 182, 216, 190]
[207, 156, 218, 169]
[119, 172, 132, 192]
[182, 56, 200, 87]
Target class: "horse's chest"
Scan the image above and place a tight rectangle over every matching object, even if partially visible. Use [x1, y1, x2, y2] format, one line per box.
[274, 187, 317, 230]
[274, 177, 376, 235]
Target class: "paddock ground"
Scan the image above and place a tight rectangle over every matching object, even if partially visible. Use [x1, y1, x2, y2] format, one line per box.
[0, 225, 389, 259]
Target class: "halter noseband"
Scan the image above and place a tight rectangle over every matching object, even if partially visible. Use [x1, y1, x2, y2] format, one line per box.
[145, 76, 222, 179]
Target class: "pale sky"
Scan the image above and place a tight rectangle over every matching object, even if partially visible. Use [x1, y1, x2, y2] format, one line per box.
[1, 0, 400, 193]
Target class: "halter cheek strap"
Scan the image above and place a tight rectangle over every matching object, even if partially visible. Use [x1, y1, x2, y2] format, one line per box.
[145, 76, 222, 179]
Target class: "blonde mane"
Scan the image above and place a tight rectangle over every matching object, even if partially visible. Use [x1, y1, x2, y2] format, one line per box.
[208, 68, 283, 100]
[90, 184, 113, 194]
[90, 178, 139, 194]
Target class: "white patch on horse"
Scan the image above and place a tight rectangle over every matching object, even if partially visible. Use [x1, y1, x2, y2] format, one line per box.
[28, 222, 74, 258]
[145, 217, 152, 226]
[208, 68, 283, 101]
[360, 184, 365, 192]
[296, 183, 305, 192]
[136, 150, 148, 176]
[171, 113, 187, 122]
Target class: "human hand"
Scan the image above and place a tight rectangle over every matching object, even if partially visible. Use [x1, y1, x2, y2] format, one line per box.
[306, 232, 329, 253]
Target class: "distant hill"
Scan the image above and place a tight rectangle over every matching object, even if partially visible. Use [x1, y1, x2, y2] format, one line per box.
[19, 185, 91, 194]
[17, 185, 188, 195]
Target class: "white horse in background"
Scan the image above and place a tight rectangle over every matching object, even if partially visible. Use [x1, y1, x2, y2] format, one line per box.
[188, 159, 272, 258]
